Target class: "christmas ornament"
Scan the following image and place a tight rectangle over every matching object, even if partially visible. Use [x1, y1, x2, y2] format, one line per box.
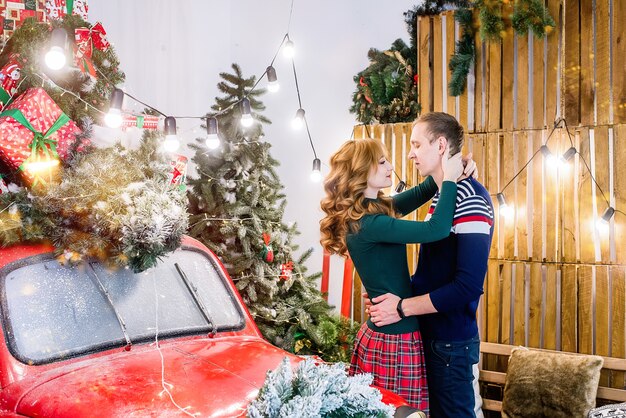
[279, 261, 294, 280]
[260, 232, 274, 263]
[168, 154, 187, 191]
[73, 22, 109, 76]
[0, 55, 21, 110]
[0, 88, 84, 185]
[122, 114, 159, 130]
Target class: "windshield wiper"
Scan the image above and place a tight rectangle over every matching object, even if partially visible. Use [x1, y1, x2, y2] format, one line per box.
[87, 263, 132, 350]
[174, 263, 217, 337]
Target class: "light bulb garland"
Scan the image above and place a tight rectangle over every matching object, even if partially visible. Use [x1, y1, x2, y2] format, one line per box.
[493, 117, 621, 231]
[34, 1, 322, 178]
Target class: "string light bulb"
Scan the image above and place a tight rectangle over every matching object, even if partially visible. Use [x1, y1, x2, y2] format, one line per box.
[283, 39, 295, 58]
[559, 146, 577, 165]
[45, 28, 67, 70]
[496, 193, 514, 219]
[310, 158, 322, 182]
[163, 116, 179, 152]
[395, 181, 407, 193]
[266, 66, 279, 92]
[595, 206, 615, 234]
[292, 108, 305, 129]
[104, 88, 124, 128]
[240, 98, 253, 127]
[540, 145, 557, 165]
[205, 117, 220, 149]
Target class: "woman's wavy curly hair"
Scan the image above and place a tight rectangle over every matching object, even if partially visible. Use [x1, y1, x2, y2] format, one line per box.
[320, 138, 397, 256]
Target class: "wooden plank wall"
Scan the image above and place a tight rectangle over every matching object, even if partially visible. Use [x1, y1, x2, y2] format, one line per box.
[412, 0, 626, 391]
[349, 1, 626, 387]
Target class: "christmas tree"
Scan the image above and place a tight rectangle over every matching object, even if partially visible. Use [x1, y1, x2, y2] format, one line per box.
[187, 64, 356, 362]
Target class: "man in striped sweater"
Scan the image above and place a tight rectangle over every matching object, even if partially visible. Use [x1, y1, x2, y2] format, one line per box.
[368, 112, 494, 418]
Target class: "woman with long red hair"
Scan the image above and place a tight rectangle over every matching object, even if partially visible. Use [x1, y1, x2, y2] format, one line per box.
[320, 138, 465, 414]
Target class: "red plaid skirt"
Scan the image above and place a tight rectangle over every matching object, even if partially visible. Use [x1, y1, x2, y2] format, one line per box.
[349, 323, 429, 414]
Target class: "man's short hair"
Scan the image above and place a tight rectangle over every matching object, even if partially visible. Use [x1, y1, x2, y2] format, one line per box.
[413, 112, 464, 155]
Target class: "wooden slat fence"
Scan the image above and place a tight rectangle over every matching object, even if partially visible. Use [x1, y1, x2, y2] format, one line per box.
[333, 1, 626, 394]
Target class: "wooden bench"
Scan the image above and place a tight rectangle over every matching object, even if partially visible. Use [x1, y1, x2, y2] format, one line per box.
[479, 342, 626, 412]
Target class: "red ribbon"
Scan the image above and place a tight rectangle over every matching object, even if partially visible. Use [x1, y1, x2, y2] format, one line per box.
[74, 22, 110, 76]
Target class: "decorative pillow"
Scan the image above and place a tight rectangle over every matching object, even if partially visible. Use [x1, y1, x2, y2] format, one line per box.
[501, 347, 604, 418]
[588, 403, 626, 418]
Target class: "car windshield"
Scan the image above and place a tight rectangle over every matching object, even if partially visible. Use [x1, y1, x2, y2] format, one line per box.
[0, 247, 244, 365]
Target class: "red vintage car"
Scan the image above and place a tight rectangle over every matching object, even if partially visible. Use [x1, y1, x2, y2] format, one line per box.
[0, 236, 420, 417]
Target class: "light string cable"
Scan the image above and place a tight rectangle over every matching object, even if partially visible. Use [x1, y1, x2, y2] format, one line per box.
[152, 275, 199, 417]
[558, 117, 609, 207]
[496, 132, 554, 196]
[493, 117, 623, 222]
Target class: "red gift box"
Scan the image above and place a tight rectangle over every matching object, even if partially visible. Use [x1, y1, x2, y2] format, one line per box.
[122, 114, 159, 131]
[0, 87, 83, 183]
[0, 1, 48, 41]
[1, 0, 89, 43]
[44, 0, 88, 21]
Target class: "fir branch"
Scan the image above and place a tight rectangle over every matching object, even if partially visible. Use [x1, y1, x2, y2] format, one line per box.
[448, 7, 476, 96]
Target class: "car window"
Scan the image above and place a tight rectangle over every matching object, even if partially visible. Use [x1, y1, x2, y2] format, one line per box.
[1, 248, 244, 364]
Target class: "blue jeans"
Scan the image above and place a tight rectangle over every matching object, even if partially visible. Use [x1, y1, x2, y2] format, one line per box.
[423, 335, 482, 418]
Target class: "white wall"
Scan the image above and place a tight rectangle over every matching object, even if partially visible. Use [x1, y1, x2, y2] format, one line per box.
[89, 0, 418, 312]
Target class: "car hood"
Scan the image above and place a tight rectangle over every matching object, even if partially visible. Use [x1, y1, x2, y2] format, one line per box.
[14, 336, 299, 418]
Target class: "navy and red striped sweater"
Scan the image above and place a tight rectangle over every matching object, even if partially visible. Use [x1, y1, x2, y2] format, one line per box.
[412, 177, 494, 342]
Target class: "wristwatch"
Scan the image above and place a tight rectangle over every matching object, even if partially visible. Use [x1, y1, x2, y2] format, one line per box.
[396, 298, 406, 319]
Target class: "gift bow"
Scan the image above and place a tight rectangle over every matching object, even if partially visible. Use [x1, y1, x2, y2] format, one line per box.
[0, 108, 68, 170]
[75, 22, 110, 58]
[74, 22, 110, 76]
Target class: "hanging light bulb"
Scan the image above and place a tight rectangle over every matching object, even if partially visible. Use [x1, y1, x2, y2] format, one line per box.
[310, 158, 322, 182]
[163, 116, 180, 152]
[292, 108, 305, 129]
[559, 146, 577, 167]
[45, 28, 67, 70]
[104, 88, 124, 128]
[283, 39, 295, 58]
[205, 117, 220, 150]
[540, 145, 557, 165]
[595, 206, 615, 234]
[266, 66, 279, 92]
[496, 193, 514, 219]
[395, 180, 407, 194]
[240, 98, 253, 127]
